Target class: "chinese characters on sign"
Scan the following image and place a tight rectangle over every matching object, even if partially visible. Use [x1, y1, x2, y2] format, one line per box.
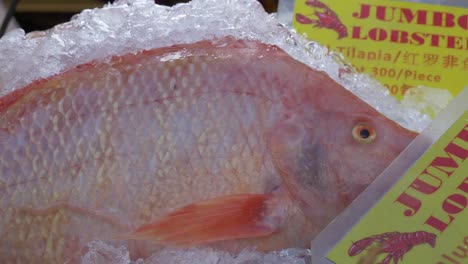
[294, 0, 468, 99]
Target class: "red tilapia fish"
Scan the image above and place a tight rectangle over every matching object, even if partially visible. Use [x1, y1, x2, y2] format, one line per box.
[0, 37, 417, 263]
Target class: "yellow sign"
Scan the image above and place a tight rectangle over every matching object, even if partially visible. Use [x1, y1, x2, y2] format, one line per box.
[293, 0, 468, 100]
[327, 110, 468, 263]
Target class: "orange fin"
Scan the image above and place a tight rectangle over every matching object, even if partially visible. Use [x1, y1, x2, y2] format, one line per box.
[126, 194, 278, 246]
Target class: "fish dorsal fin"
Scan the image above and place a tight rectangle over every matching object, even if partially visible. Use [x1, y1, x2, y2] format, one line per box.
[125, 194, 278, 246]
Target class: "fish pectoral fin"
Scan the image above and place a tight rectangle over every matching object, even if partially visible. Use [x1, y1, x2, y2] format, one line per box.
[125, 194, 279, 246]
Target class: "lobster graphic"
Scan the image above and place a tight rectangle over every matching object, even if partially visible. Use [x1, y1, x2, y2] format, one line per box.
[295, 0, 348, 39]
[348, 231, 437, 264]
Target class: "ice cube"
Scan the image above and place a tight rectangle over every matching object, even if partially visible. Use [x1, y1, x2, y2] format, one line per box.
[401, 86, 454, 118]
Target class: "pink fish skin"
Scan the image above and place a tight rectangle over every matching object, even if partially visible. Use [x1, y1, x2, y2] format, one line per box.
[0, 37, 417, 263]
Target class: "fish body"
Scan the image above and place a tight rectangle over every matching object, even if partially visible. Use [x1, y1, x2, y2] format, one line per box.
[0, 37, 416, 263]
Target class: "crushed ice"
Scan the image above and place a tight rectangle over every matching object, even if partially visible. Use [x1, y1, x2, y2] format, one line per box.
[81, 241, 311, 264]
[143, 247, 311, 264]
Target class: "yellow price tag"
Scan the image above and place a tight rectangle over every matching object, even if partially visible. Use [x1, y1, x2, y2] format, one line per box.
[293, 0, 468, 100]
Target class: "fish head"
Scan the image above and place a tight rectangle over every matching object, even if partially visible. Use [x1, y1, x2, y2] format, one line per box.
[269, 70, 418, 226]
[311, 106, 418, 207]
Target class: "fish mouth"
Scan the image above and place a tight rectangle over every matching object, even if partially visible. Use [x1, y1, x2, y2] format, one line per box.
[384, 130, 418, 163]
[393, 124, 419, 147]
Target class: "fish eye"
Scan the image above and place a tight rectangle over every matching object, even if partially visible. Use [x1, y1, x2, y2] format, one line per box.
[352, 123, 376, 143]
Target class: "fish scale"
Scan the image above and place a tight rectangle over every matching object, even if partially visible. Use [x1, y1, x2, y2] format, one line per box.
[0, 38, 417, 263]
